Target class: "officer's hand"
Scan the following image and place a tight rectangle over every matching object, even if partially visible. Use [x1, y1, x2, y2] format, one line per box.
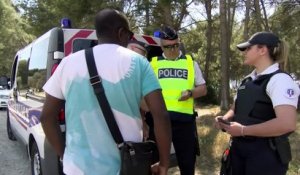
[220, 122, 245, 137]
[178, 90, 190, 101]
[214, 116, 224, 130]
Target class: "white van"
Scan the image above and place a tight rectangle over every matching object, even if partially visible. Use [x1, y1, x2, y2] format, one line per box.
[7, 27, 98, 175]
[6, 25, 165, 175]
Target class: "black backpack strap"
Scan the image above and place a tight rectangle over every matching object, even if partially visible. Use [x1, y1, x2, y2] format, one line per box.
[84, 48, 124, 145]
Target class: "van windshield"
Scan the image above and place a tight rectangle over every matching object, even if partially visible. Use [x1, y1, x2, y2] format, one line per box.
[73, 39, 98, 53]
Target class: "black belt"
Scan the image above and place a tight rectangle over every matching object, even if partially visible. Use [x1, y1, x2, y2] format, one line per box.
[233, 136, 269, 142]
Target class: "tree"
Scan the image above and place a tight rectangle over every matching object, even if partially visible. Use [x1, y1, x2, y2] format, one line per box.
[219, 0, 235, 109]
[131, 0, 195, 34]
[0, 0, 33, 77]
[243, 0, 251, 40]
[260, 0, 270, 31]
[270, 1, 300, 76]
[15, 0, 130, 36]
[203, 0, 214, 80]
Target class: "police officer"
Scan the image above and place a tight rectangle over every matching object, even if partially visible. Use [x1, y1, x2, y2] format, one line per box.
[215, 32, 299, 175]
[150, 26, 207, 175]
[127, 40, 148, 57]
[127, 39, 151, 140]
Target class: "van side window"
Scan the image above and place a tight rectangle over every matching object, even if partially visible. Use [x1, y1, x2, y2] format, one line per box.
[16, 46, 31, 97]
[73, 39, 98, 53]
[28, 37, 49, 98]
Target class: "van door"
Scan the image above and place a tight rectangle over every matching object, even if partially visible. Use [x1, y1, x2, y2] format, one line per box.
[9, 47, 32, 144]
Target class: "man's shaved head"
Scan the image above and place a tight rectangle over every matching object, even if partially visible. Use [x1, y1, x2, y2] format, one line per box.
[95, 9, 130, 38]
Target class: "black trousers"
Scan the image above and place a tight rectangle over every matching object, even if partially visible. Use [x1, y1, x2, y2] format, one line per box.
[231, 137, 288, 175]
[145, 113, 197, 175]
[172, 120, 196, 175]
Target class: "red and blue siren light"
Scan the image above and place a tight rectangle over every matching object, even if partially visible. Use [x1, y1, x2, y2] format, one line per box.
[61, 18, 72, 28]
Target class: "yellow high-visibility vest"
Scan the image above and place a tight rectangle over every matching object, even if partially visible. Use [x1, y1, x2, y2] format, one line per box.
[151, 55, 195, 114]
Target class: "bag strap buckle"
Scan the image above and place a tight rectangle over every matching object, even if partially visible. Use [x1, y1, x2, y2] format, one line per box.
[90, 75, 101, 86]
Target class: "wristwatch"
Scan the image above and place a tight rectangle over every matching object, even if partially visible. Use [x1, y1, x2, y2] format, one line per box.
[187, 89, 193, 98]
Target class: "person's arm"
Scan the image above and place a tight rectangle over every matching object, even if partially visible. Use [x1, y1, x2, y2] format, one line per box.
[179, 61, 207, 101]
[220, 104, 235, 121]
[178, 84, 207, 101]
[243, 105, 297, 137]
[144, 89, 171, 173]
[140, 108, 149, 140]
[191, 84, 207, 98]
[40, 93, 65, 157]
[220, 105, 297, 137]
[140, 98, 149, 112]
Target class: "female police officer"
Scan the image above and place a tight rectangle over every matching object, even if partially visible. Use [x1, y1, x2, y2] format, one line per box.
[215, 32, 299, 175]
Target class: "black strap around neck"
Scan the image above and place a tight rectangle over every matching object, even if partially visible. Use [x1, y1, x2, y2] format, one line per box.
[84, 48, 124, 145]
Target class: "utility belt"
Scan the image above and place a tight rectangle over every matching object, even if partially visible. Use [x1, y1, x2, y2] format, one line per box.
[233, 135, 291, 164]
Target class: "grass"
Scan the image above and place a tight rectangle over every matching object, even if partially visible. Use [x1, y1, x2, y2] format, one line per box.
[168, 105, 300, 175]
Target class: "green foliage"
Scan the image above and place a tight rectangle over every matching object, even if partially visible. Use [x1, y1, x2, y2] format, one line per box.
[28, 70, 46, 91]
[17, 60, 28, 86]
[15, 0, 130, 36]
[0, 0, 34, 77]
[181, 18, 222, 104]
[269, 2, 300, 78]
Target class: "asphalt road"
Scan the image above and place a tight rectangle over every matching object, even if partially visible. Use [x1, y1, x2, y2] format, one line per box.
[0, 109, 31, 175]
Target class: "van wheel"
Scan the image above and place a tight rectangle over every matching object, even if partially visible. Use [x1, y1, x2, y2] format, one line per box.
[31, 142, 43, 175]
[6, 110, 16, 141]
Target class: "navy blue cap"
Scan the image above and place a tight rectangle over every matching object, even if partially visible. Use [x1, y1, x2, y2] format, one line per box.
[159, 26, 178, 40]
[237, 32, 280, 51]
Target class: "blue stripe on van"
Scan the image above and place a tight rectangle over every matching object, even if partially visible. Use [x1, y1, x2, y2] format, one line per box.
[10, 110, 28, 130]
[28, 109, 42, 127]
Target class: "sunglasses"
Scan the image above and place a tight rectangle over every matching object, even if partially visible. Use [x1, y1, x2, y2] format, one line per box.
[162, 43, 180, 49]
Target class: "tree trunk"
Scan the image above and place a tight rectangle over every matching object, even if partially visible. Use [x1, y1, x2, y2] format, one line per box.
[145, 0, 150, 27]
[260, 0, 270, 31]
[220, 0, 230, 110]
[244, 0, 251, 40]
[204, 0, 213, 80]
[254, 0, 263, 31]
[158, 0, 173, 27]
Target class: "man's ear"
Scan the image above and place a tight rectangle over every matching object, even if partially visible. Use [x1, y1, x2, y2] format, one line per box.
[117, 28, 123, 42]
[118, 27, 128, 47]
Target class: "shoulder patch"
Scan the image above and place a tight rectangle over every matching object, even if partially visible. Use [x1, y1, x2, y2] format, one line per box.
[285, 88, 297, 98]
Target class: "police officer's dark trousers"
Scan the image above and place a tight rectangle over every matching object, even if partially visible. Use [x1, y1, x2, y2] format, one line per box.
[231, 137, 288, 175]
[172, 120, 196, 175]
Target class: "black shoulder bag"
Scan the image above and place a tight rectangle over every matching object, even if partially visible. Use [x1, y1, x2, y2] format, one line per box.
[84, 48, 157, 175]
